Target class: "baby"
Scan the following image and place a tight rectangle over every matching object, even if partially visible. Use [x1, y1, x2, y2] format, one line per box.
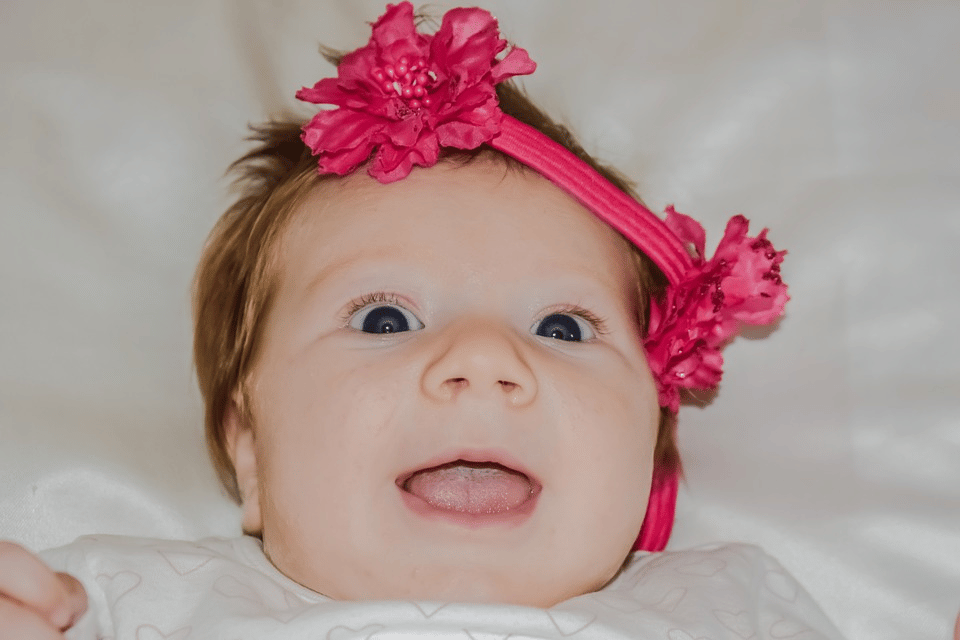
[1, 3, 848, 639]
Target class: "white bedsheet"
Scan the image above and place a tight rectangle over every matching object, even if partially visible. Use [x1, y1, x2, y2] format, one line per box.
[1, 2, 957, 639]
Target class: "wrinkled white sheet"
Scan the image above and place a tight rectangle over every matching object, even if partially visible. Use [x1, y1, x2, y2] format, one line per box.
[1, 1, 957, 639]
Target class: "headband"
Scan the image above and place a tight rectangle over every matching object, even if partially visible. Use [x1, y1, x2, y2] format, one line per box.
[295, 2, 788, 551]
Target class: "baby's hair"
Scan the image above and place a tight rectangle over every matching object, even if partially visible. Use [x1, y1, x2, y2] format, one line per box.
[193, 78, 680, 504]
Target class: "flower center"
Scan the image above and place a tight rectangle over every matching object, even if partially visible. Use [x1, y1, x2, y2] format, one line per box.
[371, 56, 437, 111]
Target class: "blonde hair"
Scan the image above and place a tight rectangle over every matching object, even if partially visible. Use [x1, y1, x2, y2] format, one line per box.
[193, 82, 680, 502]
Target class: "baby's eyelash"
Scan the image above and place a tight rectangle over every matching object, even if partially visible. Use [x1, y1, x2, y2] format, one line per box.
[551, 304, 610, 336]
[340, 291, 404, 324]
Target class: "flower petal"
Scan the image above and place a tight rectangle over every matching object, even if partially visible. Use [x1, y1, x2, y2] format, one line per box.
[436, 113, 501, 148]
[664, 206, 706, 260]
[296, 78, 349, 106]
[301, 109, 385, 153]
[432, 7, 504, 87]
[371, 134, 439, 183]
[370, 2, 426, 63]
[490, 47, 537, 83]
[334, 46, 381, 93]
[319, 142, 377, 176]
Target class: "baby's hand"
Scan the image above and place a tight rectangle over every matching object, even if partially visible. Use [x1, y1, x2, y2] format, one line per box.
[0, 541, 87, 638]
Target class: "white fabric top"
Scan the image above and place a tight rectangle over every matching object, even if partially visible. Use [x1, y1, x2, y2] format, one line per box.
[42, 536, 845, 640]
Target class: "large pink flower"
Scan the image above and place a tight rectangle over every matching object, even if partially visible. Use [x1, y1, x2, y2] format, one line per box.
[296, 2, 536, 182]
[644, 208, 789, 412]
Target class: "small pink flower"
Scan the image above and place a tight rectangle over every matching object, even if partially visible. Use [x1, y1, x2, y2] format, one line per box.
[296, 2, 536, 182]
[645, 208, 789, 411]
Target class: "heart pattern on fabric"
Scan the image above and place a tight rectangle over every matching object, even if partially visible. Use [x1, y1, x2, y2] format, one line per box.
[95, 571, 142, 607]
[546, 610, 597, 636]
[668, 629, 712, 640]
[135, 624, 192, 640]
[158, 550, 213, 576]
[713, 609, 756, 639]
[464, 631, 511, 640]
[265, 590, 312, 624]
[769, 617, 809, 638]
[213, 574, 265, 606]
[651, 587, 688, 613]
[676, 557, 727, 577]
[325, 624, 385, 640]
[411, 601, 448, 618]
[593, 592, 646, 614]
[763, 570, 799, 603]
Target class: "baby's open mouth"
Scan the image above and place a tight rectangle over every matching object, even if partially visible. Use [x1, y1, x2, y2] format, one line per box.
[398, 460, 539, 515]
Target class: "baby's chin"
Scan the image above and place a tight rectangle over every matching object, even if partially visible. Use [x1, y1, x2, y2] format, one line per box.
[269, 544, 626, 608]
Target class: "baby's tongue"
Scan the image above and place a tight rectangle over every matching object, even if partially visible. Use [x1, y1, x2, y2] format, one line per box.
[405, 462, 533, 514]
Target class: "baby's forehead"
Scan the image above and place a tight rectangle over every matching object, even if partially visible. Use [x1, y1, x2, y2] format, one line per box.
[288, 157, 619, 242]
[295, 154, 530, 211]
[274, 160, 644, 299]
[297, 160, 629, 238]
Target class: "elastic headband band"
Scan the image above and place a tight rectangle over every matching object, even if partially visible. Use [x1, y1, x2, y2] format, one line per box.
[490, 116, 692, 285]
[295, 1, 788, 551]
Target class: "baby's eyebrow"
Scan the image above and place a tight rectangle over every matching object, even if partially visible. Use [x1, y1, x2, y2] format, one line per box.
[292, 249, 632, 312]
[296, 249, 401, 300]
[299, 254, 360, 299]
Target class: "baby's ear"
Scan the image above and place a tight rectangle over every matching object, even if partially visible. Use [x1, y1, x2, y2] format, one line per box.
[224, 401, 263, 535]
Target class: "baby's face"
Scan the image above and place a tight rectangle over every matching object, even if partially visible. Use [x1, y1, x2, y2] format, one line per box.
[230, 159, 660, 606]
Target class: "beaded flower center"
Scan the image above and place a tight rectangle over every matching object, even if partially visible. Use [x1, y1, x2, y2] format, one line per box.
[371, 56, 438, 112]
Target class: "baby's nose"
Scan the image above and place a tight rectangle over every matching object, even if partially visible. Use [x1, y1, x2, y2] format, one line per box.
[420, 319, 538, 407]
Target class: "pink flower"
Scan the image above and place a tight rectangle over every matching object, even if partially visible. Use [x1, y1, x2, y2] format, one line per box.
[644, 208, 789, 412]
[296, 2, 536, 182]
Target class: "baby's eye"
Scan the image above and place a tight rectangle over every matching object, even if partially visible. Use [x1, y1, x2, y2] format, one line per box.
[349, 303, 424, 334]
[533, 313, 596, 342]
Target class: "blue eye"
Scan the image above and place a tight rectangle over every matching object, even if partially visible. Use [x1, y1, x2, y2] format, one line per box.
[349, 304, 424, 334]
[534, 313, 595, 342]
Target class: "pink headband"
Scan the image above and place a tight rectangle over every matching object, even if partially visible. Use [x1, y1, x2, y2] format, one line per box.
[296, 2, 788, 552]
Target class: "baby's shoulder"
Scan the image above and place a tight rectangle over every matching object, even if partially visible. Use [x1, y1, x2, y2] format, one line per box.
[42, 534, 249, 571]
[609, 541, 793, 595]
[589, 543, 845, 639]
[625, 541, 782, 576]
[39, 534, 310, 601]
[40, 534, 325, 638]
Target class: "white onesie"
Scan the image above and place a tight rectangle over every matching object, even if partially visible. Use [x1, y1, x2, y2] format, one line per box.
[41, 535, 846, 639]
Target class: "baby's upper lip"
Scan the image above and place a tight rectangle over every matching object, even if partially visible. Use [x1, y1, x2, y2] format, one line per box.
[395, 448, 540, 488]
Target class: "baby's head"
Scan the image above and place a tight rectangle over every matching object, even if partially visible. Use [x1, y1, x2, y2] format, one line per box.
[193, 2, 786, 607]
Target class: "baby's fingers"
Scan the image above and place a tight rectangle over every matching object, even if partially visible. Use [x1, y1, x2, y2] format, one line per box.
[0, 595, 67, 639]
[0, 541, 87, 630]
